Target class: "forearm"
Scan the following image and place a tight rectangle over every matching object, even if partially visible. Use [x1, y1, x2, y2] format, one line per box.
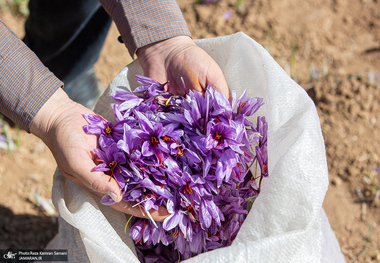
[98, 0, 192, 57]
[0, 19, 63, 131]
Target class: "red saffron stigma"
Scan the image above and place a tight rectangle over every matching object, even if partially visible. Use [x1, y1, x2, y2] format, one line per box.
[138, 160, 145, 173]
[232, 168, 238, 178]
[109, 170, 114, 182]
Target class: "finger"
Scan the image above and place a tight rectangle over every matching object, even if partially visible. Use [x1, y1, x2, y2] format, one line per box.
[89, 190, 169, 222]
[61, 156, 123, 203]
[207, 72, 230, 99]
[109, 201, 170, 222]
[71, 181, 169, 222]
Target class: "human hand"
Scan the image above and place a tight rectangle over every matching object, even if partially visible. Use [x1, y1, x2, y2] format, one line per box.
[136, 36, 230, 99]
[30, 88, 169, 221]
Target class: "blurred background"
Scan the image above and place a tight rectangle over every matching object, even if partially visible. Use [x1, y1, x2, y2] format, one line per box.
[0, 0, 379, 262]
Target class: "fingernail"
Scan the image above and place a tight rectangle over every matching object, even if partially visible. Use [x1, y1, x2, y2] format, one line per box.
[108, 191, 119, 203]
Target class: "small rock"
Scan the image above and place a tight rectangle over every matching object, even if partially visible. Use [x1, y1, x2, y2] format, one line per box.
[338, 168, 347, 178]
[358, 111, 370, 120]
[363, 189, 371, 198]
[348, 103, 361, 116]
[331, 176, 343, 186]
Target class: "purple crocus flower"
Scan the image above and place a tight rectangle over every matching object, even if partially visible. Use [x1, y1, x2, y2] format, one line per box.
[236, 90, 265, 117]
[255, 145, 268, 178]
[178, 170, 207, 203]
[209, 86, 235, 123]
[223, 10, 232, 20]
[205, 122, 240, 150]
[199, 198, 224, 230]
[139, 177, 173, 200]
[112, 90, 144, 112]
[214, 149, 239, 186]
[256, 116, 268, 147]
[188, 225, 205, 254]
[130, 218, 156, 245]
[0, 123, 5, 143]
[253, 144, 268, 193]
[94, 143, 128, 189]
[133, 110, 175, 165]
[132, 75, 169, 99]
[162, 198, 183, 231]
[83, 113, 125, 146]
[117, 123, 145, 156]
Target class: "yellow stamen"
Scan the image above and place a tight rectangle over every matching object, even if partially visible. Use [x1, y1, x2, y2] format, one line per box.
[186, 183, 193, 195]
[124, 215, 134, 233]
[157, 96, 173, 106]
[151, 136, 159, 144]
[165, 97, 172, 106]
[109, 161, 117, 169]
[172, 229, 179, 238]
[177, 147, 183, 156]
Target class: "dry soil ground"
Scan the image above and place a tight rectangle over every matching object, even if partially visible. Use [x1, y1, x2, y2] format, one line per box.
[0, 0, 380, 262]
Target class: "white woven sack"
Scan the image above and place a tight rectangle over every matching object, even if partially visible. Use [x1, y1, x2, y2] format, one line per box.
[47, 32, 345, 263]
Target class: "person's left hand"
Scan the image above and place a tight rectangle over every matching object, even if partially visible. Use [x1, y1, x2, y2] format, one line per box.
[136, 36, 230, 99]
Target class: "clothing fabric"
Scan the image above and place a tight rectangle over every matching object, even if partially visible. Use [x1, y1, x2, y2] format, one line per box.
[99, 0, 192, 57]
[23, 0, 113, 85]
[0, 20, 63, 131]
[0, 0, 191, 131]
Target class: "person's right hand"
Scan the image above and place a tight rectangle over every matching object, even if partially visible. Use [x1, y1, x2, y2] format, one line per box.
[30, 88, 169, 221]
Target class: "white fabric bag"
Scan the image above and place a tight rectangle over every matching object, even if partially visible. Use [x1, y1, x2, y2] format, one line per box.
[48, 32, 345, 263]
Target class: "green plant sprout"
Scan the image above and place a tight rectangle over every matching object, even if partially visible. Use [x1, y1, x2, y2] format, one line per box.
[290, 42, 297, 82]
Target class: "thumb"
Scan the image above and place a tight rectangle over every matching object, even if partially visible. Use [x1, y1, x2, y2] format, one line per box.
[84, 171, 123, 203]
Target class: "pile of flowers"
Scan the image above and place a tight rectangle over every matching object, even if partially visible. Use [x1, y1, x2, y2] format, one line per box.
[83, 76, 268, 262]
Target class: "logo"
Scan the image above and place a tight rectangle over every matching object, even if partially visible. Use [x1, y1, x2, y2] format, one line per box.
[2, 249, 18, 262]
[3, 251, 17, 260]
